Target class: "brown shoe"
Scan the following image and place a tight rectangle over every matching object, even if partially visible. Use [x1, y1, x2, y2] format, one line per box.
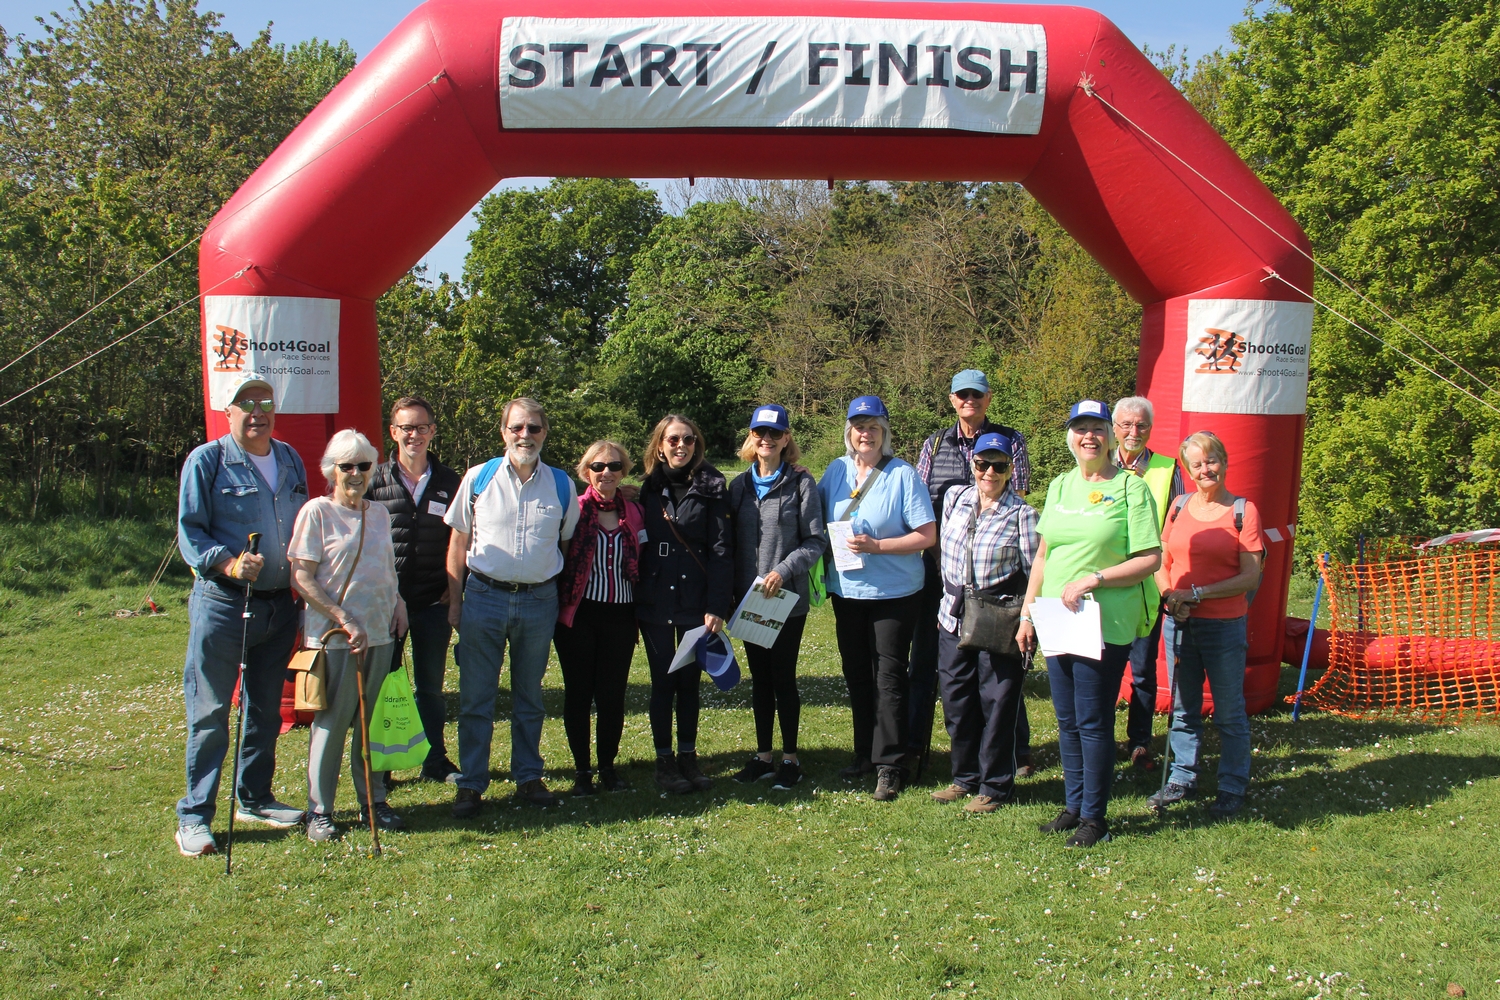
[1015, 755, 1036, 779]
[515, 778, 558, 807]
[676, 751, 713, 792]
[931, 783, 970, 804]
[1130, 746, 1157, 771]
[872, 765, 903, 802]
[964, 794, 1001, 814]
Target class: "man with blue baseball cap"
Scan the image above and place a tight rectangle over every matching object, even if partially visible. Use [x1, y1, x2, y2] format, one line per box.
[911, 369, 1034, 775]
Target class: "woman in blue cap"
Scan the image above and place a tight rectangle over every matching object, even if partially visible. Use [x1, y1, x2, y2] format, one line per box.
[727, 404, 828, 790]
[1016, 400, 1162, 847]
[818, 396, 937, 802]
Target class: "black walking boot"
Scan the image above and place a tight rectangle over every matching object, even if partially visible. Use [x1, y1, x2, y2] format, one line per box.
[654, 753, 693, 794]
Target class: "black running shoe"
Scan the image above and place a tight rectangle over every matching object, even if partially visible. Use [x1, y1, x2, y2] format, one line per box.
[733, 756, 776, 784]
[1208, 791, 1245, 819]
[1147, 781, 1196, 813]
[1038, 809, 1080, 834]
[1065, 819, 1111, 848]
[571, 770, 597, 797]
[771, 760, 803, 790]
[596, 766, 630, 792]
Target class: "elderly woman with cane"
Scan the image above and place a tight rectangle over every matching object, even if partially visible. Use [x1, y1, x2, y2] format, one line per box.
[1147, 430, 1264, 819]
[289, 430, 408, 843]
[1016, 400, 1161, 847]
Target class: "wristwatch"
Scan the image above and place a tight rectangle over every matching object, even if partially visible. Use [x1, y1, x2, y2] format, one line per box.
[1093, 570, 1106, 586]
[1190, 584, 1202, 602]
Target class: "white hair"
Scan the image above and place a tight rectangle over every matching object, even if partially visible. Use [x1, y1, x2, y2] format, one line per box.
[845, 415, 895, 459]
[320, 428, 379, 484]
[1066, 418, 1117, 462]
[1113, 396, 1154, 423]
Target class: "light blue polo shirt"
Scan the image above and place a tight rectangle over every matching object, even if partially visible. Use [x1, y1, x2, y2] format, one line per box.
[818, 456, 935, 600]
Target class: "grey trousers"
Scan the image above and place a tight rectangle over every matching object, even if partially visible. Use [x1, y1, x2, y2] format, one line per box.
[306, 642, 393, 815]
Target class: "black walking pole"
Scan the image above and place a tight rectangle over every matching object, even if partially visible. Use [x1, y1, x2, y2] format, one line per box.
[1151, 616, 1185, 816]
[224, 532, 261, 875]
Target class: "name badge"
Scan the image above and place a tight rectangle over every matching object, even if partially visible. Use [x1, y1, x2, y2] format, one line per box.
[428, 501, 448, 516]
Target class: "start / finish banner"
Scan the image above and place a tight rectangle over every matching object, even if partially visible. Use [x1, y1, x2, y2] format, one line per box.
[498, 17, 1047, 134]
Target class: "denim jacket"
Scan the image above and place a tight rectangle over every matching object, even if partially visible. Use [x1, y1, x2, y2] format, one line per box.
[177, 434, 309, 590]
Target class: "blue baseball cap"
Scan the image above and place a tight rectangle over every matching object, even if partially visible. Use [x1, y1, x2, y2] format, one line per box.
[951, 369, 990, 394]
[749, 403, 790, 432]
[1067, 399, 1112, 426]
[696, 632, 741, 691]
[974, 432, 1013, 457]
[847, 395, 888, 419]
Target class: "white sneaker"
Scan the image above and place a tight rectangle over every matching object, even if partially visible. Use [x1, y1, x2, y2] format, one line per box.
[234, 800, 305, 828]
[175, 823, 217, 857]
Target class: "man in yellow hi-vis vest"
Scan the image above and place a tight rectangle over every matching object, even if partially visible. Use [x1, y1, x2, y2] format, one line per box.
[1113, 397, 1184, 770]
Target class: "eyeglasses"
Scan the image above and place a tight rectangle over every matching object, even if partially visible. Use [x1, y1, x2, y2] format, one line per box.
[973, 459, 1012, 474]
[751, 427, 785, 439]
[665, 434, 696, 447]
[230, 398, 275, 414]
[588, 461, 624, 473]
[336, 462, 373, 473]
[507, 423, 544, 436]
[954, 389, 987, 402]
[1115, 421, 1150, 432]
[394, 423, 433, 435]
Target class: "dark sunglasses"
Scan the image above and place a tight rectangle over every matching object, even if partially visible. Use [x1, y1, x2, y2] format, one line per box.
[665, 433, 697, 447]
[507, 423, 544, 435]
[972, 459, 1012, 474]
[336, 462, 373, 473]
[751, 427, 785, 439]
[954, 389, 987, 401]
[588, 461, 624, 473]
[230, 398, 275, 414]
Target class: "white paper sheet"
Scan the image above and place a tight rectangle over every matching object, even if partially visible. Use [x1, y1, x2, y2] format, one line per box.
[1029, 596, 1104, 659]
[727, 575, 796, 648]
[668, 625, 709, 672]
[827, 521, 865, 572]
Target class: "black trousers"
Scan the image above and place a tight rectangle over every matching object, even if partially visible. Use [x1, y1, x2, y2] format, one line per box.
[937, 627, 1027, 800]
[745, 613, 807, 754]
[831, 592, 921, 767]
[554, 600, 637, 772]
[639, 620, 702, 753]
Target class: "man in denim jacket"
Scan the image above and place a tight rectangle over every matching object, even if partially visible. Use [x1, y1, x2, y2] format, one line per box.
[173, 376, 308, 857]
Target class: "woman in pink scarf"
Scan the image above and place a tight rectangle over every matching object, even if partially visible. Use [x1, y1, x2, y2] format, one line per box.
[555, 441, 645, 796]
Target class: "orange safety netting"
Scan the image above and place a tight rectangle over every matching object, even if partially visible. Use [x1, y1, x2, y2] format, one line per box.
[1297, 540, 1500, 722]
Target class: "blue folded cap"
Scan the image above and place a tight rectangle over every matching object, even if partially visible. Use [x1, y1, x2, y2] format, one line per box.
[696, 632, 740, 691]
[974, 432, 1012, 456]
[1067, 399, 1112, 426]
[950, 369, 990, 394]
[749, 403, 790, 432]
[846, 395, 888, 419]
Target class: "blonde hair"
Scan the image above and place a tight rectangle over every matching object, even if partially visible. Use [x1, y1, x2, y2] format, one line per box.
[1180, 430, 1229, 466]
[576, 440, 633, 481]
[1066, 417, 1117, 462]
[319, 428, 379, 487]
[844, 416, 894, 459]
[737, 430, 802, 466]
[643, 414, 706, 477]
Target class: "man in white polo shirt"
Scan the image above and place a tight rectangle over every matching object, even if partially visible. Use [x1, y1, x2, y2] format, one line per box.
[444, 397, 579, 813]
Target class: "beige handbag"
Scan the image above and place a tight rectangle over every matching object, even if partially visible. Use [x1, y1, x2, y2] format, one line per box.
[287, 508, 366, 712]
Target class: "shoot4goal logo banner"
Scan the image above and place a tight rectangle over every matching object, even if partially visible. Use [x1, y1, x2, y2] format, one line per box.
[203, 296, 340, 413]
[1182, 299, 1315, 416]
[498, 17, 1047, 133]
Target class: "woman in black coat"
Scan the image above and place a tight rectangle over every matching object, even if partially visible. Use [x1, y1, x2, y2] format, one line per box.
[636, 414, 734, 794]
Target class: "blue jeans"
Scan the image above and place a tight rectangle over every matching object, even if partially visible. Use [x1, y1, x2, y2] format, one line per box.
[1046, 643, 1132, 821]
[456, 575, 558, 793]
[393, 601, 454, 764]
[178, 577, 300, 826]
[1163, 615, 1251, 796]
[1124, 610, 1164, 749]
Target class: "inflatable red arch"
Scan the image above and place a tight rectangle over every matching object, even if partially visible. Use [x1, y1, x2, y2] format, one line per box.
[198, 0, 1314, 712]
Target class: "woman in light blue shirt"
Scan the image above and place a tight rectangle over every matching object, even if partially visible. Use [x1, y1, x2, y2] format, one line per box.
[818, 396, 936, 802]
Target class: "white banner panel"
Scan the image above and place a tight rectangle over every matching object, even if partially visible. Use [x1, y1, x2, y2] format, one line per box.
[1182, 299, 1315, 415]
[203, 296, 340, 414]
[499, 17, 1046, 133]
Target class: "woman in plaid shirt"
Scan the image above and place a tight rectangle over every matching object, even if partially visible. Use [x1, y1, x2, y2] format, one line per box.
[932, 432, 1039, 814]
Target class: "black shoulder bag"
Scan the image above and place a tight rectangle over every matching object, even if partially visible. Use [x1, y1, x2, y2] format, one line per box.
[956, 496, 1026, 657]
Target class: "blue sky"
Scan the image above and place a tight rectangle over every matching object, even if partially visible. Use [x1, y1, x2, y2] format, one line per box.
[1, 0, 1257, 279]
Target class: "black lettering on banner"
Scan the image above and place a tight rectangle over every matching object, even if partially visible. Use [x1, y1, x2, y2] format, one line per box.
[998, 49, 1039, 93]
[925, 45, 952, 87]
[844, 43, 871, 85]
[549, 43, 588, 87]
[879, 43, 917, 85]
[746, 40, 777, 94]
[955, 47, 992, 90]
[640, 43, 682, 86]
[682, 42, 722, 86]
[507, 44, 546, 87]
[590, 43, 634, 87]
[808, 42, 839, 85]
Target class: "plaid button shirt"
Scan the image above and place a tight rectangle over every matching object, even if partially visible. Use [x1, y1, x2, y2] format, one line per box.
[937, 485, 1040, 633]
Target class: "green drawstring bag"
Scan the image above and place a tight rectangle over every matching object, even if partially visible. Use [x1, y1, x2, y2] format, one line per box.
[807, 554, 828, 607]
[368, 654, 429, 771]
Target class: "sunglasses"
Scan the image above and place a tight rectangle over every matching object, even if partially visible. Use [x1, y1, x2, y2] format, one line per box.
[507, 423, 544, 435]
[336, 462, 373, 473]
[230, 398, 275, 414]
[973, 459, 1012, 474]
[394, 423, 433, 434]
[665, 434, 697, 447]
[751, 427, 785, 439]
[954, 389, 987, 401]
[588, 461, 624, 473]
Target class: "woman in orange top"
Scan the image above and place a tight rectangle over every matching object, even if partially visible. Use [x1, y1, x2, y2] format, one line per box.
[1146, 431, 1264, 820]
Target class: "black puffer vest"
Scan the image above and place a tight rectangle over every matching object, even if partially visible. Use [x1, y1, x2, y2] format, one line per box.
[921, 420, 1016, 529]
[367, 456, 463, 608]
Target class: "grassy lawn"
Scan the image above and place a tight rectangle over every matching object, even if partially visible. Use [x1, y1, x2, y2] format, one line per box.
[0, 520, 1497, 999]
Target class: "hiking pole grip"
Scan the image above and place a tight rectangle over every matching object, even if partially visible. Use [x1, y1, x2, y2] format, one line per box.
[247, 532, 261, 557]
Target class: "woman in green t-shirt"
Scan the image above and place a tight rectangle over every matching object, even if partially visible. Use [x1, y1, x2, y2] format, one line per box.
[1016, 400, 1162, 848]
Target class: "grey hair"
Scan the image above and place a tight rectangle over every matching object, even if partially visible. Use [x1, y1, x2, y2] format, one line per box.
[845, 416, 895, 459]
[320, 428, 379, 485]
[1113, 396, 1154, 423]
[1066, 418, 1117, 462]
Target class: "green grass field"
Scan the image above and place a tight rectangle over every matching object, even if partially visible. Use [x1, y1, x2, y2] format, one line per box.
[0, 519, 1497, 999]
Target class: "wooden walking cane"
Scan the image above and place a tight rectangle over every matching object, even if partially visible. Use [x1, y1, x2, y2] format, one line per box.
[353, 646, 381, 856]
